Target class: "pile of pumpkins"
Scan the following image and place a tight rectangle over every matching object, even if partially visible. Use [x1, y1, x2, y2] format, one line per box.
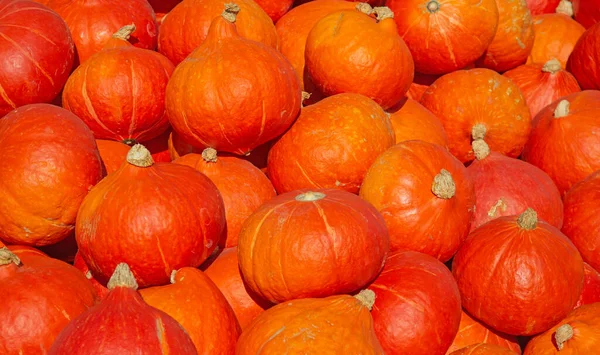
[1, 0, 600, 353]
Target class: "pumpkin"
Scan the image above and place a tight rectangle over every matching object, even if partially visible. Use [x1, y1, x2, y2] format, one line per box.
[305, 4, 414, 110]
[567, 22, 600, 90]
[75, 144, 226, 288]
[73, 252, 109, 300]
[446, 311, 522, 354]
[387, 97, 449, 147]
[386, 0, 499, 75]
[203, 247, 271, 330]
[49, 264, 198, 354]
[406, 72, 440, 101]
[166, 5, 300, 156]
[158, 0, 277, 65]
[523, 302, 600, 353]
[236, 290, 384, 354]
[0, 104, 103, 246]
[359, 140, 475, 261]
[450, 344, 520, 355]
[46, 0, 158, 64]
[368, 250, 462, 354]
[420, 68, 532, 163]
[575, 263, 600, 308]
[173, 148, 276, 248]
[267, 93, 395, 194]
[254, 0, 293, 21]
[503, 59, 581, 118]
[453, 208, 585, 336]
[140, 267, 241, 354]
[527, 10, 585, 68]
[237, 189, 389, 303]
[62, 25, 174, 144]
[96, 139, 130, 175]
[521, 91, 600, 194]
[0, 0, 75, 117]
[525, 0, 560, 15]
[147, 0, 181, 22]
[571, 0, 600, 28]
[0, 246, 97, 354]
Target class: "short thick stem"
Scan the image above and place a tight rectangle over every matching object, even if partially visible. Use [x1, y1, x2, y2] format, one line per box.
[107, 263, 139, 290]
[426, 0, 440, 13]
[126, 144, 154, 167]
[472, 139, 490, 160]
[556, 0, 574, 16]
[222, 3, 240, 23]
[555, 324, 574, 350]
[431, 169, 456, 199]
[295, 191, 326, 201]
[517, 208, 538, 230]
[472, 123, 487, 141]
[354, 289, 376, 310]
[554, 100, 570, 118]
[355, 2, 374, 15]
[112, 24, 136, 40]
[542, 58, 562, 74]
[0, 247, 21, 266]
[202, 147, 218, 163]
[373, 6, 394, 21]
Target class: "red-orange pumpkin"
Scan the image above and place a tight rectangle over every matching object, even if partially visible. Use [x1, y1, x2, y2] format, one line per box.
[450, 344, 520, 355]
[0, 0, 74, 117]
[165, 5, 301, 155]
[386, 0, 499, 75]
[420, 68, 532, 163]
[359, 140, 475, 262]
[446, 311, 522, 354]
[96, 139, 129, 175]
[453, 208, 585, 336]
[73, 252, 109, 300]
[567, 22, 600, 90]
[571, 0, 600, 28]
[521, 91, 600, 194]
[75, 144, 226, 288]
[238, 189, 389, 303]
[0, 104, 104, 246]
[387, 97, 449, 147]
[368, 250, 462, 354]
[267, 93, 395, 194]
[526, 0, 560, 15]
[173, 148, 276, 248]
[575, 263, 600, 308]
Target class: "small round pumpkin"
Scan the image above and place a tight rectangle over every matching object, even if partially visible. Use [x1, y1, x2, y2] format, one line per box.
[387, 97, 449, 147]
[571, 0, 600, 29]
[453, 208, 585, 336]
[450, 344, 520, 355]
[575, 263, 600, 308]
[525, 0, 560, 15]
[96, 139, 130, 175]
[567, 22, 600, 90]
[237, 189, 389, 304]
[359, 140, 475, 262]
[446, 311, 522, 354]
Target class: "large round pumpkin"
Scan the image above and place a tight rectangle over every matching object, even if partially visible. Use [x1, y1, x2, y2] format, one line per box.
[359, 140, 475, 262]
[387, 98, 449, 147]
[0, 104, 103, 246]
[575, 263, 600, 308]
[173, 148, 276, 248]
[0, 0, 75, 117]
[237, 189, 389, 304]
[75, 144, 226, 288]
[446, 311, 522, 354]
[385, 0, 499, 75]
[453, 208, 585, 336]
[571, 0, 600, 29]
[368, 250, 462, 354]
[567, 22, 600, 90]
[165, 5, 300, 155]
[420, 68, 532, 163]
[527, 10, 585, 67]
[521, 91, 600, 194]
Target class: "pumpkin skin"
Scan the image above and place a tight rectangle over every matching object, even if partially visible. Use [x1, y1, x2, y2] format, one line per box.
[238, 189, 389, 304]
[254, 0, 293, 21]
[140, 267, 241, 354]
[446, 311, 522, 354]
[567, 22, 600, 90]
[575, 263, 600, 308]
[267, 93, 395, 194]
[46, 0, 158, 64]
[236, 290, 384, 354]
[452, 208, 585, 336]
[368, 250, 462, 355]
[359, 140, 475, 262]
[165, 7, 301, 156]
[386, 0, 499, 75]
[571, 0, 600, 29]
[466, 139, 563, 232]
[450, 344, 519, 355]
[173, 149, 276, 248]
[0, 104, 103, 246]
[75, 144, 226, 288]
[0, 246, 97, 354]
[420, 68, 532, 163]
[305, 5, 414, 110]
[525, 0, 560, 15]
[523, 302, 600, 354]
[387, 97, 449, 147]
[521, 91, 600, 195]
[158, 0, 277, 65]
[73, 252, 109, 300]
[49, 264, 198, 355]
[503, 59, 581, 118]
[527, 11, 585, 68]
[0, 0, 75, 117]
[96, 139, 129, 175]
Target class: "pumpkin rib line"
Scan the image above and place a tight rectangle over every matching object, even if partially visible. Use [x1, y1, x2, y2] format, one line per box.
[0, 6, 56, 21]
[368, 283, 426, 313]
[80, 64, 118, 137]
[127, 59, 139, 139]
[0, 0, 18, 15]
[0, 80, 16, 109]
[0, 31, 54, 85]
[294, 160, 322, 188]
[0, 24, 59, 47]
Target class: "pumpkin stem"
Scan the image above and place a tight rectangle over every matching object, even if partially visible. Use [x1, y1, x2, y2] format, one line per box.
[556, 0, 573, 16]
[301, 91, 311, 107]
[354, 289, 376, 310]
[471, 123, 486, 141]
[107, 263, 139, 291]
[122, 138, 138, 146]
[373, 6, 394, 21]
[112, 24, 136, 40]
[542, 59, 562, 74]
[555, 324, 574, 350]
[202, 147, 218, 163]
[554, 100, 570, 118]
[170, 270, 177, 284]
[222, 3, 240, 23]
[431, 169, 456, 199]
[126, 144, 154, 168]
[472, 139, 490, 160]
[0, 247, 21, 266]
[355, 2, 374, 15]
[426, 0, 440, 13]
[295, 191, 326, 201]
[517, 208, 538, 230]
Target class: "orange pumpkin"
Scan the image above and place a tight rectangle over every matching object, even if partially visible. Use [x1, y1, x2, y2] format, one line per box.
[236, 290, 384, 354]
[96, 140, 129, 175]
[359, 140, 475, 261]
[253, 0, 293, 21]
[420, 68, 532, 163]
[450, 344, 520, 355]
[238, 189, 389, 303]
[267, 93, 395, 194]
[446, 311, 522, 354]
[575, 263, 600, 308]
[386, 0, 499, 74]
[568, 22, 600, 90]
[165, 5, 301, 155]
[387, 97, 448, 147]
